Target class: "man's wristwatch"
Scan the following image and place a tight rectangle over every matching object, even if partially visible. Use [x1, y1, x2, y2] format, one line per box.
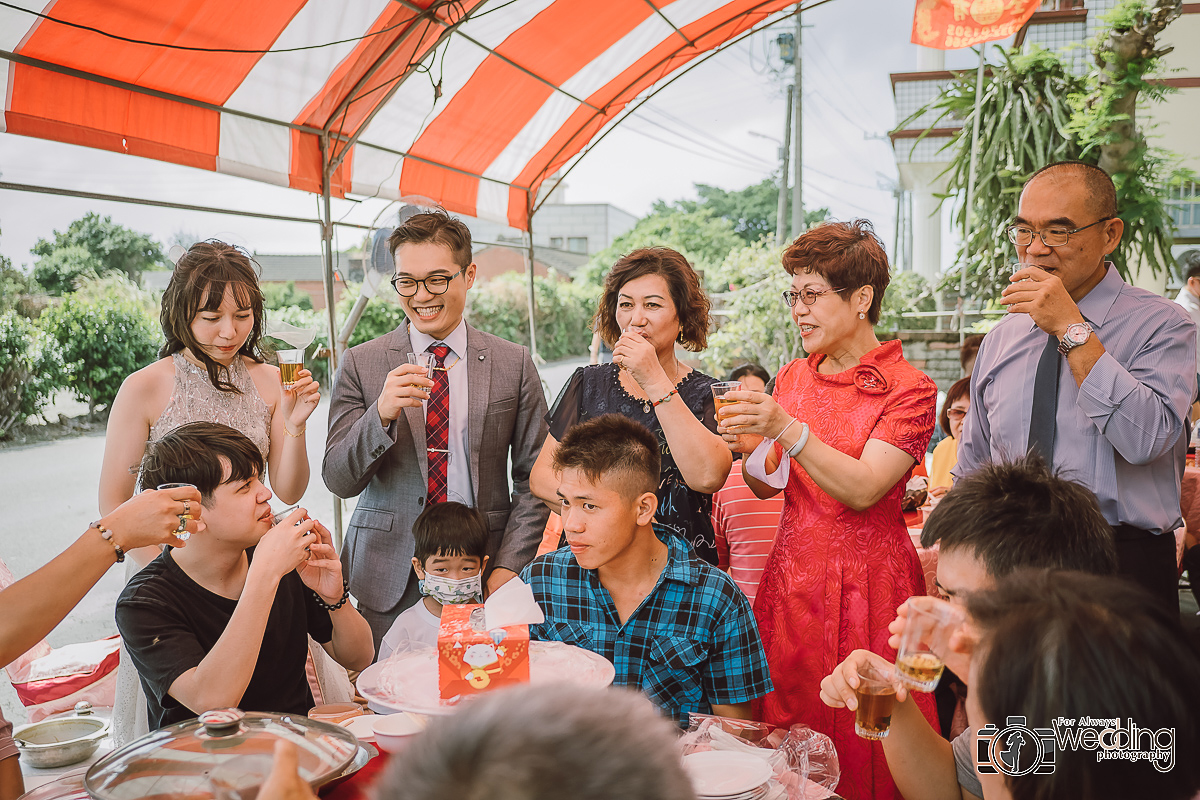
[1057, 322, 1093, 356]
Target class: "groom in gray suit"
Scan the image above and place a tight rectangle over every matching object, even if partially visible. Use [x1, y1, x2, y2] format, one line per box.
[323, 210, 550, 647]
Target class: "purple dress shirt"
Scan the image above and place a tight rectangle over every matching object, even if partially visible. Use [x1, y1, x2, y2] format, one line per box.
[955, 264, 1197, 534]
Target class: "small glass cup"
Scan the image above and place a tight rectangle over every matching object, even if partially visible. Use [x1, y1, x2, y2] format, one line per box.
[278, 349, 304, 390]
[711, 381, 742, 419]
[854, 664, 898, 740]
[407, 352, 436, 380]
[158, 482, 197, 541]
[894, 600, 963, 692]
[272, 505, 301, 526]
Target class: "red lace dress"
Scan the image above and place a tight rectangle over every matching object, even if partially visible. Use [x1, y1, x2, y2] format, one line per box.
[753, 340, 938, 800]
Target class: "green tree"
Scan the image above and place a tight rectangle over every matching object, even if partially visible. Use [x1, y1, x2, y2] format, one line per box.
[39, 276, 161, 417]
[878, 271, 937, 333]
[32, 213, 166, 286]
[662, 181, 833, 246]
[262, 281, 314, 311]
[0, 311, 63, 436]
[582, 207, 743, 288]
[31, 245, 104, 296]
[468, 272, 598, 362]
[703, 241, 803, 376]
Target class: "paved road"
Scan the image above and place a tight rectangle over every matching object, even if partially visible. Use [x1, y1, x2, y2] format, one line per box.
[0, 356, 586, 724]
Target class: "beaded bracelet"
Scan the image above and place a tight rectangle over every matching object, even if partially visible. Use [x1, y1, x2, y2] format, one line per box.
[90, 521, 125, 563]
[311, 579, 350, 611]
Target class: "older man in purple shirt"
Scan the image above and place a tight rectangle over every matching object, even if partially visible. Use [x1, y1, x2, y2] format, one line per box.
[955, 161, 1196, 613]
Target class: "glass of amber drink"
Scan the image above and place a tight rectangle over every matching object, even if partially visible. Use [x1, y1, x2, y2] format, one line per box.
[854, 664, 898, 740]
[895, 600, 961, 692]
[278, 349, 304, 390]
[711, 381, 742, 419]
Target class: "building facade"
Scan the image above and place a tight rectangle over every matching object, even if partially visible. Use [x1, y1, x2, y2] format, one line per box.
[890, 0, 1200, 284]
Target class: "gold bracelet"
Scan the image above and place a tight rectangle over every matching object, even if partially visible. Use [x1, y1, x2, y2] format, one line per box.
[284, 425, 306, 438]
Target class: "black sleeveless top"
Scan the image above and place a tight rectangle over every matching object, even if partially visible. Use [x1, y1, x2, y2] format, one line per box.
[546, 363, 721, 565]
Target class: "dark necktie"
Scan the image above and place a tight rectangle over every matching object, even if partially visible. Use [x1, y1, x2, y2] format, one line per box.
[426, 344, 451, 504]
[1027, 332, 1061, 469]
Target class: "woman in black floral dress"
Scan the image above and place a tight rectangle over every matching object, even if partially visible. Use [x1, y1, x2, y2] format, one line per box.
[530, 248, 732, 564]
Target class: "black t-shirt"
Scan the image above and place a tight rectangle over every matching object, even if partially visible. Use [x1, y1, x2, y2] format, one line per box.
[115, 547, 334, 730]
[546, 363, 722, 564]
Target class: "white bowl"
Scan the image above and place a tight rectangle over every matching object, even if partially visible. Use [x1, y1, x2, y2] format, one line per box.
[371, 713, 423, 754]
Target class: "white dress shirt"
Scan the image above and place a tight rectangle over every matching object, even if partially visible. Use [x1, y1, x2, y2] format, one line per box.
[409, 320, 474, 506]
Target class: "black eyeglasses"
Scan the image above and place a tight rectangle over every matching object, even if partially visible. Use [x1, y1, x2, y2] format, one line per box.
[781, 287, 845, 308]
[391, 269, 465, 297]
[1006, 217, 1113, 248]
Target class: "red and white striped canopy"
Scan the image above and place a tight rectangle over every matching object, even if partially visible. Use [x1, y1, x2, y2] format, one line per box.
[0, 0, 796, 230]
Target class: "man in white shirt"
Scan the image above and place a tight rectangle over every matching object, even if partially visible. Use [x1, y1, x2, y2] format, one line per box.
[1173, 249, 1200, 388]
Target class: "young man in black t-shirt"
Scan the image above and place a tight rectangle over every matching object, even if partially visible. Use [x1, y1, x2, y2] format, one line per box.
[116, 422, 374, 729]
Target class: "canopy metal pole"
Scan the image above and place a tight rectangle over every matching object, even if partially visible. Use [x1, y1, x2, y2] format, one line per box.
[525, 194, 542, 365]
[959, 48, 986, 349]
[319, 133, 344, 549]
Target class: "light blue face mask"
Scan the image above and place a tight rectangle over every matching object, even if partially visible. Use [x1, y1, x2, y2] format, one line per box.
[419, 573, 482, 604]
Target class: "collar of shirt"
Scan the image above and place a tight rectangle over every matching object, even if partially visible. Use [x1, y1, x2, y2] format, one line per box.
[409, 318, 468, 361]
[584, 524, 701, 594]
[1028, 261, 1122, 333]
[1176, 287, 1200, 312]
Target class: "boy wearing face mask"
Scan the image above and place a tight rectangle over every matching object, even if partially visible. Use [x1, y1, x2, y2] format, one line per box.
[378, 502, 488, 661]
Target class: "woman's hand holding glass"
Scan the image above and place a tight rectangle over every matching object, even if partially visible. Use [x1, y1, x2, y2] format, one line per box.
[279, 368, 320, 431]
[716, 390, 793, 454]
[104, 485, 205, 550]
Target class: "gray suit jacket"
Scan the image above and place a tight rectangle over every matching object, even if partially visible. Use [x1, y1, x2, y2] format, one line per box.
[322, 323, 550, 612]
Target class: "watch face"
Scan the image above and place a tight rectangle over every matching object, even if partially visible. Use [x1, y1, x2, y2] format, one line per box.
[1067, 324, 1090, 344]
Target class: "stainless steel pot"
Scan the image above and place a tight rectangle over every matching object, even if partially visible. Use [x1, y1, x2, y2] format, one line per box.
[14, 704, 110, 769]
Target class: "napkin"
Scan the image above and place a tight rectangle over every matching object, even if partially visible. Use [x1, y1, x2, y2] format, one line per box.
[745, 437, 789, 489]
[482, 577, 545, 630]
[264, 318, 317, 350]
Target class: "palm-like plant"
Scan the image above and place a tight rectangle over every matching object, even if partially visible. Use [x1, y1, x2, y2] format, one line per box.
[901, 47, 1085, 300]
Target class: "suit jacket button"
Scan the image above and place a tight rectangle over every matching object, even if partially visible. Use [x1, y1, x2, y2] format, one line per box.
[372, 447, 384, 458]
[418, 497, 425, 506]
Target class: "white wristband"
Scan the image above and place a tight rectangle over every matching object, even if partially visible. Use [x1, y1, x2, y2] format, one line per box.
[785, 423, 810, 459]
[746, 437, 789, 489]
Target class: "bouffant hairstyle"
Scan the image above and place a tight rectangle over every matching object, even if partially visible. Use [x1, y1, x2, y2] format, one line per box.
[553, 414, 661, 500]
[593, 248, 710, 352]
[781, 219, 890, 325]
[160, 240, 265, 393]
[938, 376, 971, 437]
[387, 209, 473, 269]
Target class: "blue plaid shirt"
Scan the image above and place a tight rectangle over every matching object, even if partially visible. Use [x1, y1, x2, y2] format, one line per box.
[520, 525, 772, 724]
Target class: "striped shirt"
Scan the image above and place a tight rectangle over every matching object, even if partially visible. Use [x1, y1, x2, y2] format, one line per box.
[711, 467, 783, 606]
[521, 526, 773, 725]
[956, 264, 1197, 533]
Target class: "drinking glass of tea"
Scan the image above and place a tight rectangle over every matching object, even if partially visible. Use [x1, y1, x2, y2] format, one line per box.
[854, 663, 898, 740]
[278, 349, 305, 391]
[710, 381, 742, 419]
[894, 600, 963, 692]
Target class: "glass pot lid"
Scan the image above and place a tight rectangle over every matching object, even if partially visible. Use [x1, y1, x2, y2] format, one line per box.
[84, 709, 359, 800]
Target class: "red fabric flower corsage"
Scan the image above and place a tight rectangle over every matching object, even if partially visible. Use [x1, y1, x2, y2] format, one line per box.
[852, 365, 891, 394]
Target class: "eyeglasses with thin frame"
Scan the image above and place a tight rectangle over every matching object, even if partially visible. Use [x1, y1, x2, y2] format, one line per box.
[391, 268, 466, 297]
[1005, 217, 1113, 248]
[781, 287, 846, 308]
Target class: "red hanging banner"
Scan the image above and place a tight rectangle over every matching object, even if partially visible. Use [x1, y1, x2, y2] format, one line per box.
[911, 0, 1041, 50]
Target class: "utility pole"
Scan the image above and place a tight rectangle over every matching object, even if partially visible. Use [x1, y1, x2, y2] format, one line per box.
[776, 84, 793, 246]
[790, 5, 803, 236]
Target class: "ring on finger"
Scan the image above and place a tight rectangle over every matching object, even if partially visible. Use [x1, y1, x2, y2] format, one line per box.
[183, 500, 191, 516]
[176, 515, 187, 533]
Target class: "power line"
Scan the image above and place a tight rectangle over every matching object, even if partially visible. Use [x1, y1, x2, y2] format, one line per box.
[620, 122, 775, 173]
[639, 106, 776, 169]
[804, 35, 879, 128]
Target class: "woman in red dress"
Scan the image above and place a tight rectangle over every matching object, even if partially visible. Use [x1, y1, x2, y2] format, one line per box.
[718, 220, 937, 800]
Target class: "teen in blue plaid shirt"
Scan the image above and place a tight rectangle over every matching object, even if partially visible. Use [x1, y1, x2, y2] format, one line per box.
[521, 414, 772, 725]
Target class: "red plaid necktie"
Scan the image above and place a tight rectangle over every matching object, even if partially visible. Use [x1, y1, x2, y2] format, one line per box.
[426, 344, 451, 504]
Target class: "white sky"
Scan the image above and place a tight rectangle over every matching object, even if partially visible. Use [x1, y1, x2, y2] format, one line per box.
[0, 0, 989, 270]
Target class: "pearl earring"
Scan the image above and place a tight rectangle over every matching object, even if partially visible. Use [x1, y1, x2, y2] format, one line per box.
[858, 312, 866, 320]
